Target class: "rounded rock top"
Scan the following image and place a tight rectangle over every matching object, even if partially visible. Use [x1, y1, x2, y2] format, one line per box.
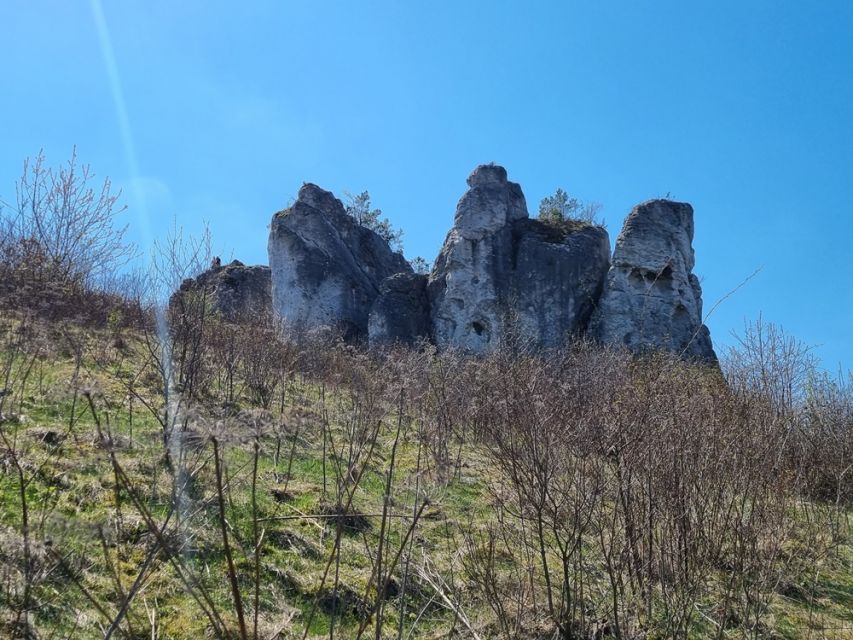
[467, 164, 508, 187]
[297, 183, 341, 213]
[635, 198, 693, 213]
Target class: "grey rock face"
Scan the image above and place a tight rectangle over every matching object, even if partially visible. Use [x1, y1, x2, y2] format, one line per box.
[590, 199, 716, 361]
[261, 165, 715, 360]
[428, 164, 611, 352]
[510, 220, 611, 348]
[172, 260, 271, 322]
[368, 273, 430, 346]
[268, 183, 411, 340]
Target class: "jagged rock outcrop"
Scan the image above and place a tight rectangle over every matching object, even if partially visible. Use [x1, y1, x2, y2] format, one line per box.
[171, 260, 271, 322]
[367, 273, 430, 346]
[427, 164, 610, 352]
[590, 199, 716, 361]
[268, 183, 411, 339]
[259, 165, 715, 359]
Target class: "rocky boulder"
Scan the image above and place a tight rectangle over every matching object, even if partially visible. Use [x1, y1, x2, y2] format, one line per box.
[368, 272, 430, 346]
[428, 164, 610, 352]
[268, 183, 411, 340]
[590, 199, 716, 361]
[172, 260, 271, 322]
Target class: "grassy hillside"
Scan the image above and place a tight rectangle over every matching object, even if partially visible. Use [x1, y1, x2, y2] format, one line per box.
[0, 310, 851, 639]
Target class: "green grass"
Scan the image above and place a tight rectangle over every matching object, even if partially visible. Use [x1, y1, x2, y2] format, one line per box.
[0, 317, 851, 639]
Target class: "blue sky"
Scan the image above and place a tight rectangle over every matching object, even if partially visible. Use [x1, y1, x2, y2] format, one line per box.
[2, 1, 851, 370]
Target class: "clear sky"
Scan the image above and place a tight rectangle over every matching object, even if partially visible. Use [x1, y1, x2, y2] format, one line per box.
[2, 1, 851, 370]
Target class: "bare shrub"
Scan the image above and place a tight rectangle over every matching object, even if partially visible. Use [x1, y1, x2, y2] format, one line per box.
[1, 149, 135, 288]
[2, 298, 850, 639]
[0, 150, 145, 327]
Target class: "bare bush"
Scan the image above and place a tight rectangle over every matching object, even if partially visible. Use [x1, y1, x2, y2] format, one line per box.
[1, 149, 135, 288]
[2, 302, 850, 639]
[0, 150, 145, 329]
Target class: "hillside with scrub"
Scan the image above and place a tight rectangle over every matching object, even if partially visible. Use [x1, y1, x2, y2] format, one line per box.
[0, 152, 852, 639]
[1, 306, 852, 639]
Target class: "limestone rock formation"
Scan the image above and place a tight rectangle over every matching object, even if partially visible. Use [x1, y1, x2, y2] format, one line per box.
[258, 165, 715, 359]
[590, 199, 716, 361]
[427, 164, 610, 352]
[172, 260, 271, 322]
[367, 272, 430, 346]
[268, 183, 411, 339]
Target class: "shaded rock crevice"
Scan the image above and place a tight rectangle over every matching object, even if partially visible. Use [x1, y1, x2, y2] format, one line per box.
[367, 272, 430, 347]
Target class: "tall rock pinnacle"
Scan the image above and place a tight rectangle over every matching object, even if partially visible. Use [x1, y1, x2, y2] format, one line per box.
[427, 164, 610, 352]
[590, 199, 716, 361]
